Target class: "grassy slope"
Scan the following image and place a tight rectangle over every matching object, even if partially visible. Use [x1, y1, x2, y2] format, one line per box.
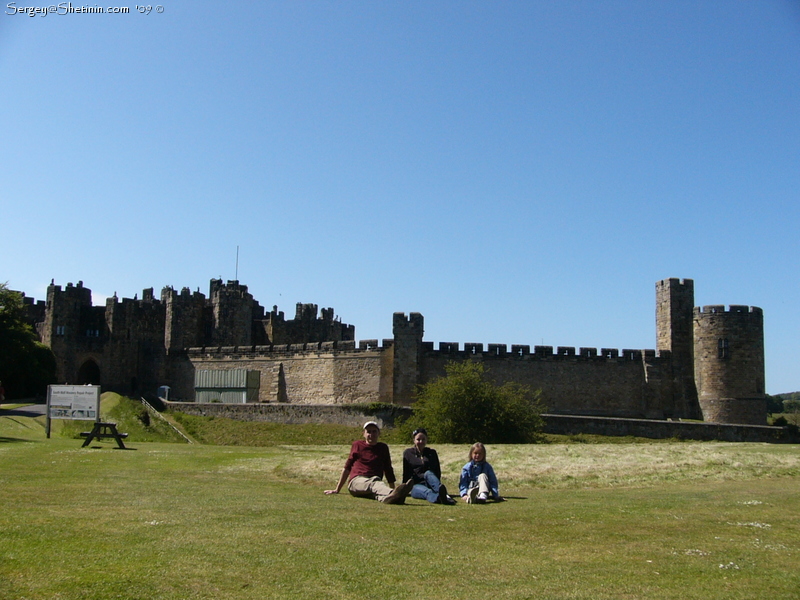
[1, 409, 799, 600]
[38, 393, 192, 444]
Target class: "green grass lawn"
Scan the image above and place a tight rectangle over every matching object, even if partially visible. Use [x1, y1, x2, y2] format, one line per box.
[2, 404, 799, 600]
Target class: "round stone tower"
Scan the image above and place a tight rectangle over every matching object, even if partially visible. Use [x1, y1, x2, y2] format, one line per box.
[693, 305, 765, 425]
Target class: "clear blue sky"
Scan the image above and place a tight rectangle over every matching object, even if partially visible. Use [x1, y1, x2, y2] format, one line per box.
[1, 1, 798, 394]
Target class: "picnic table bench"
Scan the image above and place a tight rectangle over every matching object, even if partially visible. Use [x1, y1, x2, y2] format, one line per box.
[80, 421, 128, 449]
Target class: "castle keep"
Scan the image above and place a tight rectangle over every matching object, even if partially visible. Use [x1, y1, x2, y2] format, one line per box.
[22, 277, 767, 425]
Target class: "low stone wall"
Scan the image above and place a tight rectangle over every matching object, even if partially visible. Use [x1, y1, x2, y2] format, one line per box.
[165, 402, 798, 443]
[165, 401, 411, 429]
[543, 414, 798, 443]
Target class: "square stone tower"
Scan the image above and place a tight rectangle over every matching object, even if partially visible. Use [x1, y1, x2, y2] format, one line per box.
[656, 278, 700, 419]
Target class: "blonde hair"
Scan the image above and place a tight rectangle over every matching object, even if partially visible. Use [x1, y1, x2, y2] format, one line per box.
[468, 442, 486, 462]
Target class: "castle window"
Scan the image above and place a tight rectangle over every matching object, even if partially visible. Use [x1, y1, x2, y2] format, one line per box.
[56, 325, 65, 336]
[718, 338, 729, 359]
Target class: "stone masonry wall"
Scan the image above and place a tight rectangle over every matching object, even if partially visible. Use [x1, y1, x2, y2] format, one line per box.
[419, 344, 675, 419]
[543, 414, 797, 443]
[173, 342, 391, 405]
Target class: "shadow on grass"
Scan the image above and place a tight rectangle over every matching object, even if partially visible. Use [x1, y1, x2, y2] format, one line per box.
[1, 407, 45, 417]
[0, 436, 34, 444]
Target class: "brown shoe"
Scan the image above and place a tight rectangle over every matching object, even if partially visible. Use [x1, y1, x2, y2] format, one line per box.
[382, 480, 414, 504]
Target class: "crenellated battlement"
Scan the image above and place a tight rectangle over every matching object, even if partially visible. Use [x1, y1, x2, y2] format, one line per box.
[161, 285, 206, 304]
[393, 312, 424, 332]
[47, 280, 93, 305]
[186, 338, 392, 358]
[695, 305, 762, 317]
[210, 278, 250, 297]
[657, 277, 694, 290]
[420, 341, 669, 361]
[359, 339, 395, 350]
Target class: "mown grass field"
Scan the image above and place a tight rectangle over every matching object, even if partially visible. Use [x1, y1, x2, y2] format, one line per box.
[1, 400, 799, 600]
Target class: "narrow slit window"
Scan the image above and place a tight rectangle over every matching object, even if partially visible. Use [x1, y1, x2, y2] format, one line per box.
[718, 338, 729, 359]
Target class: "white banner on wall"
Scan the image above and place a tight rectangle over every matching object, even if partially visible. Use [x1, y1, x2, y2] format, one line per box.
[47, 385, 100, 420]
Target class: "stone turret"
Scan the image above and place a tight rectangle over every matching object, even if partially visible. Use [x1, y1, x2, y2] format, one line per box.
[694, 305, 765, 424]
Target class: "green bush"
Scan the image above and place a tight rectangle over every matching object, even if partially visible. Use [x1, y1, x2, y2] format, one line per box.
[405, 361, 546, 444]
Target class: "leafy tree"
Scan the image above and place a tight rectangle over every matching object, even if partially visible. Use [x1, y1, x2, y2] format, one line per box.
[784, 399, 800, 413]
[406, 361, 546, 444]
[765, 394, 784, 415]
[0, 282, 57, 400]
[783, 399, 800, 428]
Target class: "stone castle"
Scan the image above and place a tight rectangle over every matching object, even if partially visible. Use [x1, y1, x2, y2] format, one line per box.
[21, 277, 766, 425]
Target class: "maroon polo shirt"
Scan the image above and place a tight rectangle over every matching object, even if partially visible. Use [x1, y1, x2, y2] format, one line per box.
[344, 440, 396, 484]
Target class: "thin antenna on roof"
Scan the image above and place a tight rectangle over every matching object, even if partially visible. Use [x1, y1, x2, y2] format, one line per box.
[235, 246, 239, 281]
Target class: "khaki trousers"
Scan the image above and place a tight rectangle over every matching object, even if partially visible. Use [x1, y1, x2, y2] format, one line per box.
[466, 473, 491, 503]
[348, 475, 393, 501]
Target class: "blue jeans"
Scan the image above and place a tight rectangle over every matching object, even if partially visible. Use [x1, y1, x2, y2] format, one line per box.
[411, 470, 442, 503]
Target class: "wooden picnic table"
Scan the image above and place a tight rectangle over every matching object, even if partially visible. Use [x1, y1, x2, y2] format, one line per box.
[80, 422, 128, 449]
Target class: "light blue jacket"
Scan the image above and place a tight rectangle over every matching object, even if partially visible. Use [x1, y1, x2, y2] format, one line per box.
[459, 460, 499, 498]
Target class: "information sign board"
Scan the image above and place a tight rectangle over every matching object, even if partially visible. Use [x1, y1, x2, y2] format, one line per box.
[47, 385, 100, 420]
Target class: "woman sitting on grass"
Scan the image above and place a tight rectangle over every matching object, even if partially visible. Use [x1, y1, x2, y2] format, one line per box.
[402, 428, 456, 505]
[459, 442, 503, 503]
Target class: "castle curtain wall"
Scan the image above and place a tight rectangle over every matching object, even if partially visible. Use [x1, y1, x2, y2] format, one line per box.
[419, 348, 674, 420]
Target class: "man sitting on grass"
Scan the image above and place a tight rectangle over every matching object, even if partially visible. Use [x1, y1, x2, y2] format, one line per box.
[324, 421, 413, 504]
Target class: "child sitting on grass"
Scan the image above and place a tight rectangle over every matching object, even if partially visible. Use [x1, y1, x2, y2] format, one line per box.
[459, 442, 503, 503]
